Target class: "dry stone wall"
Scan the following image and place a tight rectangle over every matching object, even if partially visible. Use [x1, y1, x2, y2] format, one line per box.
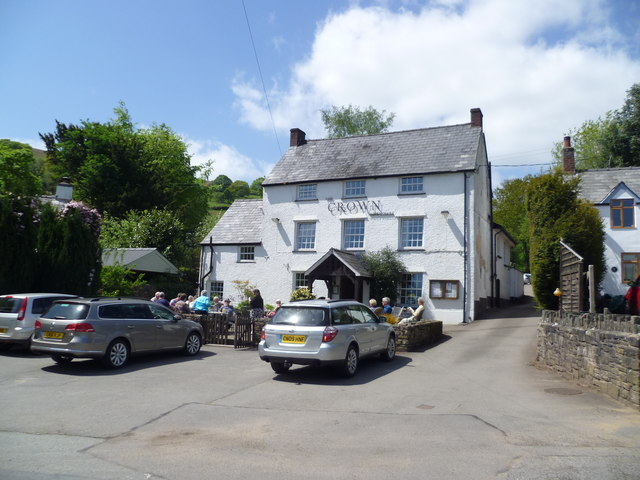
[537, 310, 640, 409]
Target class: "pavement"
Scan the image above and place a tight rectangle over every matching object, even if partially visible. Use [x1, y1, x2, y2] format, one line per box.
[0, 288, 639, 479]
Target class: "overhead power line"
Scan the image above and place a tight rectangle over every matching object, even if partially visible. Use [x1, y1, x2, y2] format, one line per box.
[241, 0, 282, 156]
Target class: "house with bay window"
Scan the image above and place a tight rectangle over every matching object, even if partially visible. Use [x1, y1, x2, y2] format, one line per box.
[200, 108, 504, 324]
[561, 137, 640, 296]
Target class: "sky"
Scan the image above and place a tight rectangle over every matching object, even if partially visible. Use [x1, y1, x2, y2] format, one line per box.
[2, 0, 640, 189]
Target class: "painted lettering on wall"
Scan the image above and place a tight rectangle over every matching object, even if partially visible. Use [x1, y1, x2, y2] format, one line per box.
[327, 200, 383, 216]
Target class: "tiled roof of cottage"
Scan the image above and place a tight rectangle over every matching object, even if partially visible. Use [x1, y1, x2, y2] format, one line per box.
[578, 167, 640, 203]
[201, 199, 262, 245]
[262, 123, 483, 186]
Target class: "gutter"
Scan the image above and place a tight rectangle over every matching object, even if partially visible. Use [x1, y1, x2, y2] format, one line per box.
[199, 237, 215, 292]
[463, 172, 469, 323]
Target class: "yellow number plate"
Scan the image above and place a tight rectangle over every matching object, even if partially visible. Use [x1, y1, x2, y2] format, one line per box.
[282, 334, 306, 344]
[0, 327, 7, 334]
[44, 331, 64, 340]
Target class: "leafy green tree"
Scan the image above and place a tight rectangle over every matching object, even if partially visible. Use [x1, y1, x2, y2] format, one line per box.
[553, 83, 640, 169]
[98, 264, 146, 296]
[211, 174, 233, 192]
[0, 139, 41, 197]
[0, 197, 38, 292]
[227, 180, 251, 200]
[39, 102, 210, 231]
[526, 171, 605, 310]
[492, 176, 534, 272]
[321, 105, 395, 138]
[250, 177, 264, 196]
[361, 247, 407, 305]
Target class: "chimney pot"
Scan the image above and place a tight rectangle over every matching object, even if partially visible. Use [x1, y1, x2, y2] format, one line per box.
[470, 108, 483, 128]
[562, 136, 575, 174]
[290, 128, 307, 147]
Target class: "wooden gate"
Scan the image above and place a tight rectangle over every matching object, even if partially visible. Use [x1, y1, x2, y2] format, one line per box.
[185, 313, 256, 348]
[559, 240, 584, 312]
[233, 313, 255, 349]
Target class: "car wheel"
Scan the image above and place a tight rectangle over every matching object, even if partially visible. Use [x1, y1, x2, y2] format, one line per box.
[271, 362, 291, 374]
[184, 332, 202, 356]
[340, 345, 358, 378]
[380, 335, 396, 362]
[102, 339, 130, 369]
[52, 354, 73, 364]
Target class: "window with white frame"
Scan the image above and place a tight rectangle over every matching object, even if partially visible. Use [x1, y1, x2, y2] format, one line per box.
[239, 246, 255, 261]
[429, 280, 459, 299]
[400, 176, 424, 194]
[210, 281, 224, 299]
[297, 184, 317, 201]
[344, 180, 366, 198]
[294, 272, 308, 290]
[296, 222, 316, 250]
[400, 273, 423, 305]
[400, 218, 424, 248]
[343, 220, 365, 250]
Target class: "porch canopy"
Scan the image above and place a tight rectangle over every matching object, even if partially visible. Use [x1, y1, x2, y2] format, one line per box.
[304, 248, 371, 302]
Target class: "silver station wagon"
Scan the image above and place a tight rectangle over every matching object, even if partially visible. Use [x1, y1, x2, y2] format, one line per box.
[31, 297, 204, 368]
[258, 299, 396, 377]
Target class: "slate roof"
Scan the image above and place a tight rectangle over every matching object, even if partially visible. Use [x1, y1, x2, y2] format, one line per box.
[201, 199, 263, 245]
[305, 248, 371, 278]
[578, 167, 640, 204]
[262, 123, 483, 186]
[102, 248, 179, 274]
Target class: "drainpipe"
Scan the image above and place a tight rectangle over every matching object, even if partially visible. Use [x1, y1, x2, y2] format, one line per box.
[199, 237, 215, 292]
[463, 172, 469, 323]
[488, 161, 495, 308]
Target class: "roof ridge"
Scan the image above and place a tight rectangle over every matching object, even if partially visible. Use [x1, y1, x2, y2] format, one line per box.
[303, 122, 474, 143]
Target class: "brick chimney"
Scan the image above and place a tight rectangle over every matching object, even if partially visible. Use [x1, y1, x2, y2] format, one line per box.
[562, 136, 575, 174]
[290, 128, 306, 147]
[470, 108, 483, 128]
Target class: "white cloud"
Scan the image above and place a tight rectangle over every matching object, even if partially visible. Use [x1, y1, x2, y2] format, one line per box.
[232, 0, 640, 176]
[185, 137, 274, 183]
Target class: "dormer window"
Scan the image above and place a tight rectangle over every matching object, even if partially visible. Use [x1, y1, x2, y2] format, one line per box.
[611, 199, 635, 228]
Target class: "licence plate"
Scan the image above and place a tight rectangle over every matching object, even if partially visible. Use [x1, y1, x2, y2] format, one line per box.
[282, 334, 306, 344]
[44, 331, 64, 340]
[0, 327, 7, 334]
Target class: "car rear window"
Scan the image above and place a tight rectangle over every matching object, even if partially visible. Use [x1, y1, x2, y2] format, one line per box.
[42, 303, 89, 320]
[0, 297, 20, 313]
[32, 297, 70, 315]
[271, 307, 328, 326]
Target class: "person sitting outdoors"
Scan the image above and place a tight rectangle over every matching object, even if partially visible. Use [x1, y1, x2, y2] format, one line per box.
[211, 296, 223, 312]
[220, 299, 234, 315]
[382, 297, 393, 314]
[192, 290, 211, 314]
[174, 294, 190, 314]
[399, 297, 425, 324]
[156, 292, 171, 309]
[368, 298, 378, 311]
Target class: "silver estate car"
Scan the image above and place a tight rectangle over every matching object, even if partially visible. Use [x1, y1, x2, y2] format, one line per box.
[31, 297, 204, 368]
[0, 293, 77, 350]
[258, 299, 396, 377]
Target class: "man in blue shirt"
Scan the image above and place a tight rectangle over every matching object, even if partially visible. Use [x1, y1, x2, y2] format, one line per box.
[192, 290, 211, 314]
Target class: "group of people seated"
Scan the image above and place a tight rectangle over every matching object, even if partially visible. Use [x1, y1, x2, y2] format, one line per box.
[368, 296, 425, 323]
[150, 290, 235, 316]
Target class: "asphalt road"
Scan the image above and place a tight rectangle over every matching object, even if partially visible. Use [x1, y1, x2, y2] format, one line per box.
[1, 293, 639, 480]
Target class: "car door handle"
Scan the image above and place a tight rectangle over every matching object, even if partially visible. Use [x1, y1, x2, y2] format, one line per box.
[127, 325, 135, 329]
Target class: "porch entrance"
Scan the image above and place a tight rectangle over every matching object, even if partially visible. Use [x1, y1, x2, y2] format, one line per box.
[305, 248, 371, 302]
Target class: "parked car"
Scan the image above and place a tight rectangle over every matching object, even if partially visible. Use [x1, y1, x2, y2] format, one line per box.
[0, 293, 77, 351]
[523, 273, 532, 284]
[258, 299, 396, 377]
[31, 297, 203, 368]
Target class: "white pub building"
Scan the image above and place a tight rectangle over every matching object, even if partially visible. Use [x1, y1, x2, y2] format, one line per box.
[199, 109, 518, 324]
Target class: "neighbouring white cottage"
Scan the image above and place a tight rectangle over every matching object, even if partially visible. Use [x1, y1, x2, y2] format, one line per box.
[562, 137, 640, 297]
[200, 108, 500, 324]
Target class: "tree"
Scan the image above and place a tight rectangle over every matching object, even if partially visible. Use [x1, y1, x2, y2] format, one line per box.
[0, 139, 41, 197]
[250, 177, 264, 197]
[227, 180, 251, 200]
[211, 174, 233, 192]
[526, 171, 605, 310]
[320, 105, 395, 138]
[39, 102, 210, 231]
[0, 197, 38, 292]
[492, 176, 534, 272]
[553, 83, 640, 169]
[98, 264, 146, 296]
[361, 247, 407, 305]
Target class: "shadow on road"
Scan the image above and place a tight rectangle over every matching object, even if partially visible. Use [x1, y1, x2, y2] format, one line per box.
[39, 350, 217, 376]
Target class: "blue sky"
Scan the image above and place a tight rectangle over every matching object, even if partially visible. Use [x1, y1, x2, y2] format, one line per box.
[2, 0, 640, 188]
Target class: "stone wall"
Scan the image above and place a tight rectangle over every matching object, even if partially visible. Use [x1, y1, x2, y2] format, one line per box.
[393, 320, 443, 352]
[537, 310, 640, 409]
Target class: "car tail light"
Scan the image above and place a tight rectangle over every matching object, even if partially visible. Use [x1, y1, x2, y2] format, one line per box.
[35, 320, 42, 329]
[65, 323, 95, 332]
[322, 326, 339, 342]
[261, 328, 265, 340]
[17, 297, 28, 321]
